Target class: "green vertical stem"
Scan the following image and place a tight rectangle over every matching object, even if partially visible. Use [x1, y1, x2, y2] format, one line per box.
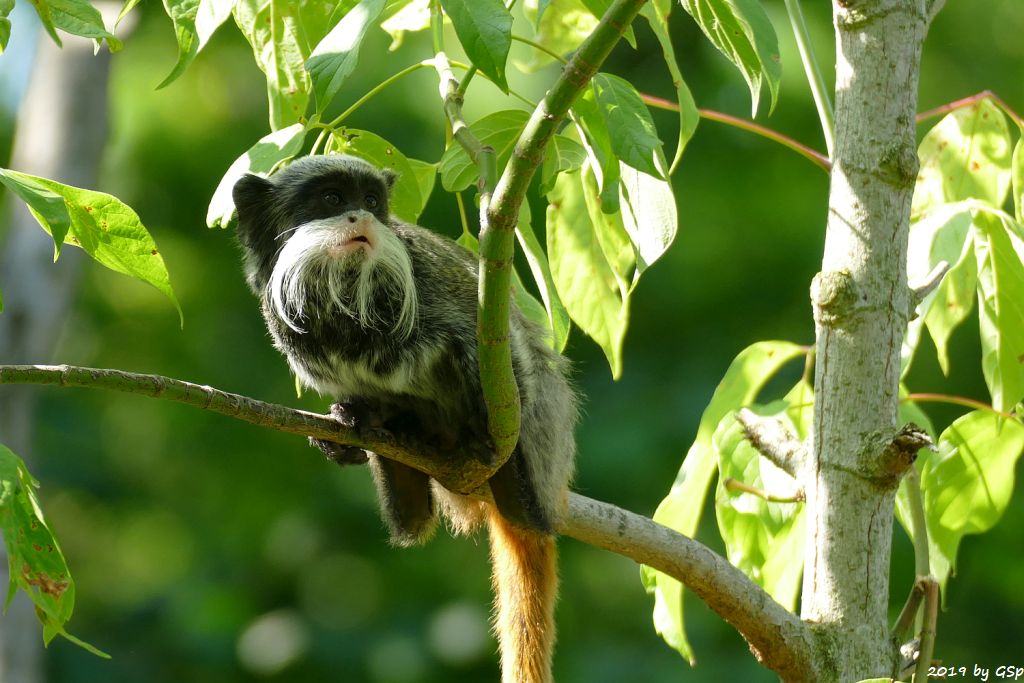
[784, 0, 834, 157]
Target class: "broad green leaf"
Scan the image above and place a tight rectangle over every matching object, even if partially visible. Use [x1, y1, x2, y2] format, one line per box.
[519, 0, 596, 72]
[381, 0, 431, 51]
[973, 212, 1024, 412]
[645, 341, 807, 664]
[547, 170, 627, 377]
[516, 201, 570, 351]
[0, 169, 73, 256]
[539, 134, 586, 197]
[233, 0, 341, 129]
[925, 236, 976, 376]
[117, 0, 144, 25]
[0, 0, 12, 53]
[641, 2, 699, 172]
[678, 0, 780, 116]
[572, 90, 621, 213]
[2, 171, 182, 322]
[330, 130, 425, 223]
[207, 123, 307, 229]
[912, 98, 1012, 219]
[196, 0, 235, 50]
[0, 444, 107, 657]
[34, 0, 122, 51]
[440, 0, 512, 92]
[920, 411, 1024, 592]
[580, 164, 634, 295]
[591, 73, 665, 180]
[407, 158, 438, 209]
[158, 0, 200, 89]
[307, 0, 387, 114]
[1013, 136, 1024, 224]
[439, 109, 530, 192]
[619, 162, 677, 273]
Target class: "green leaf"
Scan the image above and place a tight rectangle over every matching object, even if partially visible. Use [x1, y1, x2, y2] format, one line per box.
[0, 169, 73, 257]
[306, 0, 387, 114]
[619, 162, 677, 273]
[925, 235, 976, 376]
[539, 134, 586, 197]
[591, 73, 665, 179]
[518, 0, 597, 72]
[233, 0, 341, 129]
[406, 158, 438, 209]
[678, 0, 780, 116]
[330, 130, 425, 223]
[580, 164, 634, 296]
[35, 0, 123, 51]
[0, 444, 108, 657]
[547, 169, 628, 377]
[641, 2, 699, 172]
[117, 0, 145, 25]
[158, 0, 200, 89]
[516, 201, 570, 351]
[0, 286, 4, 312]
[439, 109, 530, 192]
[645, 341, 807, 664]
[195, 0, 236, 50]
[923, 411, 1024, 592]
[0, 0, 13, 53]
[572, 89, 621, 213]
[912, 97, 1013, 219]
[1013, 135, 1024, 224]
[2, 170, 182, 323]
[973, 212, 1024, 412]
[381, 0, 432, 51]
[440, 0, 512, 92]
[207, 123, 307, 229]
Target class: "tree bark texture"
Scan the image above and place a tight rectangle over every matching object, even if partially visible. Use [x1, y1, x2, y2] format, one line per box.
[803, 1, 927, 678]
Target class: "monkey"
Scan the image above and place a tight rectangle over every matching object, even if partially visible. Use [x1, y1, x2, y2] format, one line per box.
[232, 153, 577, 683]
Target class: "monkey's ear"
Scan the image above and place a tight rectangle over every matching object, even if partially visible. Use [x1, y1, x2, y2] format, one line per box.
[233, 174, 274, 223]
[380, 168, 398, 191]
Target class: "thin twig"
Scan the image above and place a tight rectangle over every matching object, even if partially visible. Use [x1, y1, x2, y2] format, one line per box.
[735, 408, 807, 478]
[916, 89, 1024, 128]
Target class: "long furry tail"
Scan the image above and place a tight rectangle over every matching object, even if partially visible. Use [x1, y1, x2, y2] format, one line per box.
[488, 508, 558, 683]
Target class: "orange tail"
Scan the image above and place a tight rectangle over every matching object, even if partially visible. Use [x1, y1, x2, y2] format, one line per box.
[487, 508, 558, 683]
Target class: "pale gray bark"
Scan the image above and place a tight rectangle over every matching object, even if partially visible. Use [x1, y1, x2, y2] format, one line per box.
[0, 8, 118, 681]
[801, 1, 930, 679]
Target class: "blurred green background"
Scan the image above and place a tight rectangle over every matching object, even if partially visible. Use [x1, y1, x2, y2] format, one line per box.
[1, 1, 1022, 681]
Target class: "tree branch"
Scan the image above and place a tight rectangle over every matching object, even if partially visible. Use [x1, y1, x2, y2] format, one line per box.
[0, 362, 817, 680]
[735, 408, 807, 479]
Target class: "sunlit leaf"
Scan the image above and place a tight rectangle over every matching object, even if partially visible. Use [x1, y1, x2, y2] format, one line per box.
[547, 169, 627, 377]
[196, 0, 236, 51]
[678, 0, 780, 116]
[34, 0, 122, 51]
[645, 341, 807, 664]
[519, 0, 596, 71]
[619, 162, 677, 273]
[0, 0, 13, 53]
[571, 89, 621, 213]
[330, 130, 425, 223]
[207, 124, 307, 229]
[580, 164, 633, 295]
[0, 444, 108, 657]
[516, 202, 570, 351]
[1012, 135, 1024, 224]
[1, 170, 181, 323]
[157, 0, 200, 88]
[539, 134, 586, 196]
[307, 0, 387, 113]
[912, 97, 1012, 219]
[0, 169, 73, 257]
[973, 212, 1024, 412]
[439, 109, 529, 192]
[381, 0, 432, 51]
[440, 0, 511, 92]
[591, 73, 665, 179]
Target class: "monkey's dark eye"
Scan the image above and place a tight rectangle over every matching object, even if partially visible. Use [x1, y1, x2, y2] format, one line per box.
[365, 193, 379, 209]
[322, 191, 341, 207]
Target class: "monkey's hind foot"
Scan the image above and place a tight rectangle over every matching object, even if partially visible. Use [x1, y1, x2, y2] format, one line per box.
[310, 402, 369, 466]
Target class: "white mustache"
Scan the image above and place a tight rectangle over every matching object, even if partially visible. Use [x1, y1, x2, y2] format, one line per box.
[267, 215, 418, 338]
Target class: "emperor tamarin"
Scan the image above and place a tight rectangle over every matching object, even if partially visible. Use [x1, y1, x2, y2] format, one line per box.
[232, 154, 577, 683]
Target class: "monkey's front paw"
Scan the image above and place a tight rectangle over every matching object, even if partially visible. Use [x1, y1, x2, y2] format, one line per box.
[309, 437, 369, 466]
[328, 402, 359, 428]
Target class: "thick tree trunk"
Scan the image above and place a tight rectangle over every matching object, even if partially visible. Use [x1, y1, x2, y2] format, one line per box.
[802, 1, 928, 679]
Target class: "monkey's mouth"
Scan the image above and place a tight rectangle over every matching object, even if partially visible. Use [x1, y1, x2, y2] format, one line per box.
[327, 230, 373, 257]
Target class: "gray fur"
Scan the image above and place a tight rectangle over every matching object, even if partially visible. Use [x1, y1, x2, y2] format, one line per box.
[234, 154, 577, 541]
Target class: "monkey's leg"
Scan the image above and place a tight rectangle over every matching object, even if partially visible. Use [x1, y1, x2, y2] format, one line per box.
[368, 455, 436, 546]
[309, 403, 368, 465]
[488, 447, 551, 533]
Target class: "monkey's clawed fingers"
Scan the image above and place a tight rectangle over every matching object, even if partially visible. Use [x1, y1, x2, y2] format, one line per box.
[309, 437, 369, 466]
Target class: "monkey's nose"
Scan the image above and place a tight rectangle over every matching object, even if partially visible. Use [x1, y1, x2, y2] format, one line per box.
[347, 214, 357, 223]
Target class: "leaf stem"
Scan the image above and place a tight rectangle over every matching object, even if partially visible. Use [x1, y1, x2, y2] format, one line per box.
[782, 0, 834, 157]
[904, 392, 1018, 419]
[325, 61, 433, 129]
[640, 94, 832, 172]
[511, 33, 568, 64]
[723, 477, 804, 503]
[917, 90, 1024, 128]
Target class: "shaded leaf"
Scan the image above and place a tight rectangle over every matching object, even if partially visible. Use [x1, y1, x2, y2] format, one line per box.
[642, 2, 699, 171]
[439, 109, 530, 192]
[645, 341, 807, 665]
[678, 0, 780, 116]
[440, 0, 512, 92]
[0, 169, 73, 257]
[539, 134, 586, 197]
[519, 0, 596, 71]
[35, 0, 122, 51]
[157, 0, 200, 88]
[406, 158, 438, 209]
[591, 73, 665, 179]
[516, 201, 570, 351]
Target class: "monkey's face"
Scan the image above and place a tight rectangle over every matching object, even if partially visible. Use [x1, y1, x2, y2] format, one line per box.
[234, 155, 418, 340]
